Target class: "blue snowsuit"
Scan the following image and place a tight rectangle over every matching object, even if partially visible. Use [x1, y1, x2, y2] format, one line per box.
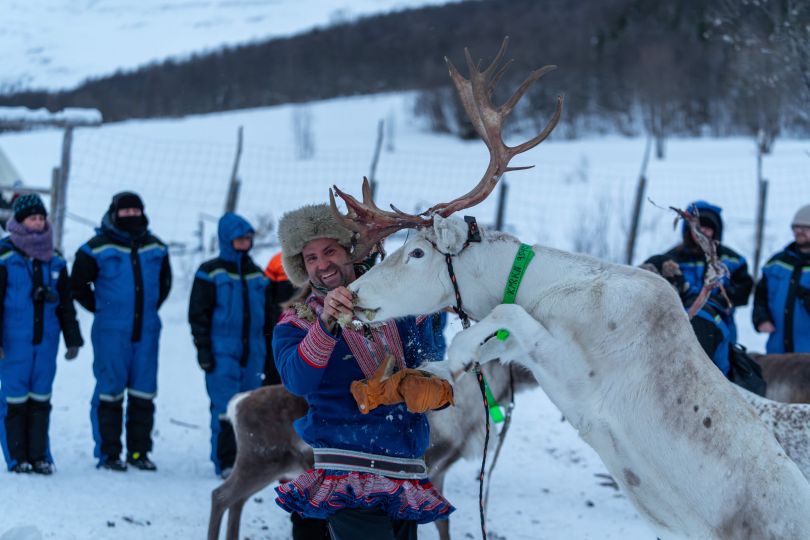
[71, 214, 171, 463]
[692, 303, 732, 376]
[753, 242, 810, 353]
[0, 239, 82, 470]
[188, 213, 271, 474]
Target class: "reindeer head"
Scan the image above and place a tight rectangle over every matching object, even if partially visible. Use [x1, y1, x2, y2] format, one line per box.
[332, 38, 563, 322]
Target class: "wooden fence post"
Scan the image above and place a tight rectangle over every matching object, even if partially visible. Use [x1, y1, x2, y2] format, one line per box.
[368, 119, 384, 199]
[625, 137, 652, 265]
[224, 126, 244, 213]
[495, 180, 509, 231]
[53, 125, 73, 252]
[753, 179, 769, 278]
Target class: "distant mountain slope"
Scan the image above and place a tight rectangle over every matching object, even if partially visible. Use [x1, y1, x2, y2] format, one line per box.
[0, 0, 452, 91]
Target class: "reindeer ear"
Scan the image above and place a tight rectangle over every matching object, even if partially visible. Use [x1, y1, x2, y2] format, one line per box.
[433, 216, 468, 255]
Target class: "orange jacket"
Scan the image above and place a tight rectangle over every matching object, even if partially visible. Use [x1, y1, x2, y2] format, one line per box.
[264, 252, 289, 282]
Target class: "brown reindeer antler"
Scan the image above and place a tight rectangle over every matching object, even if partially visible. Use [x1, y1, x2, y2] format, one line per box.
[330, 37, 564, 260]
[670, 206, 732, 318]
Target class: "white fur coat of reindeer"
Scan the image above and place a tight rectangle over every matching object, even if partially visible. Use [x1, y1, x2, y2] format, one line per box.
[329, 40, 810, 539]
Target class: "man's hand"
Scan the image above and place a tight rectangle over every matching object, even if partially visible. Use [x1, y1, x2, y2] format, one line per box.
[399, 372, 454, 413]
[320, 286, 354, 332]
[197, 348, 215, 373]
[757, 321, 776, 334]
[64, 346, 80, 360]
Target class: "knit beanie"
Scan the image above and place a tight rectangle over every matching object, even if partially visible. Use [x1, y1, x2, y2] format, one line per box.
[109, 191, 144, 214]
[277, 204, 354, 286]
[12, 194, 48, 222]
[792, 204, 810, 227]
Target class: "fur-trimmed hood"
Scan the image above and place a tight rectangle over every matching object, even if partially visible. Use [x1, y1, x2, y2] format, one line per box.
[277, 204, 353, 286]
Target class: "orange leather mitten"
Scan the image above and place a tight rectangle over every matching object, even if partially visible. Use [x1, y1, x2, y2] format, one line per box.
[398, 372, 454, 413]
[350, 356, 413, 414]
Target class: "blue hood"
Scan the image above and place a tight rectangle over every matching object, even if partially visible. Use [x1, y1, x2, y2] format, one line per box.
[218, 212, 254, 263]
[682, 200, 723, 242]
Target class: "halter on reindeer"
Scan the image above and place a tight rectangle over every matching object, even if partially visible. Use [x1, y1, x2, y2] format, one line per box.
[330, 39, 810, 539]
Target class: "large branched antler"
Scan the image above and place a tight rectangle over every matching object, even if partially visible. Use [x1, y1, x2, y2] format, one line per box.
[329, 177, 428, 260]
[670, 206, 732, 318]
[428, 37, 563, 217]
[330, 37, 564, 260]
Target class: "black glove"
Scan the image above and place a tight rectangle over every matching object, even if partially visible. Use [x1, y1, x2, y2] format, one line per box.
[65, 346, 80, 360]
[197, 348, 215, 373]
[0, 346, 4, 360]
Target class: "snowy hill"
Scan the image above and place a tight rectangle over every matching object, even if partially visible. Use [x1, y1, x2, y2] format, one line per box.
[0, 89, 808, 538]
[0, 0, 453, 91]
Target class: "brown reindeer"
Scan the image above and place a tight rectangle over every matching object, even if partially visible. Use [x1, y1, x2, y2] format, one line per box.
[208, 362, 537, 540]
[753, 353, 810, 404]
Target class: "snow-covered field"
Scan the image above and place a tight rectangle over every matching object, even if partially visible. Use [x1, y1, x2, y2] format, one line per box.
[1, 90, 809, 539]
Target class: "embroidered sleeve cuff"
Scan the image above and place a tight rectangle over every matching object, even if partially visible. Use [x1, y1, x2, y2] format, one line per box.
[297, 319, 338, 368]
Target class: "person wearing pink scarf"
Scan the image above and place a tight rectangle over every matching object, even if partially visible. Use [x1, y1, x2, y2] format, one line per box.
[0, 194, 83, 474]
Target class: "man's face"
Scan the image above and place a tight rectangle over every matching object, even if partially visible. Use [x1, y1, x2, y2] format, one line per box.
[302, 237, 356, 290]
[793, 225, 810, 250]
[118, 207, 142, 217]
[231, 233, 253, 252]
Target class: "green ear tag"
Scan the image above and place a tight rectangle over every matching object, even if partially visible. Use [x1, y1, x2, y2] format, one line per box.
[495, 329, 510, 341]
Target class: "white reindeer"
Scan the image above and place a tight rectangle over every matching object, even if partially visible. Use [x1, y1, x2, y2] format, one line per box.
[329, 40, 810, 538]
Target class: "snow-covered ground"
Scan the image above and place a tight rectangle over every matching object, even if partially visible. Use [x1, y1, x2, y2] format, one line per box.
[1, 90, 808, 539]
[0, 0, 454, 91]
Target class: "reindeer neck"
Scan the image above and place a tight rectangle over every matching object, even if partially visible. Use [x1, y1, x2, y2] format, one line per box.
[454, 235, 523, 321]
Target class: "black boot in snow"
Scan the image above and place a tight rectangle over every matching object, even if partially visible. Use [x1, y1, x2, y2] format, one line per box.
[10, 461, 33, 473]
[98, 455, 127, 472]
[127, 452, 157, 471]
[27, 398, 52, 466]
[31, 460, 54, 475]
[5, 402, 29, 468]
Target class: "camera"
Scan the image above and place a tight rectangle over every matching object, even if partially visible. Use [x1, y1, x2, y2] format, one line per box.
[32, 286, 58, 303]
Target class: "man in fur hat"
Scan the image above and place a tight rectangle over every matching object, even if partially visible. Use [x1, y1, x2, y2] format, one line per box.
[272, 203, 454, 540]
[753, 203, 810, 353]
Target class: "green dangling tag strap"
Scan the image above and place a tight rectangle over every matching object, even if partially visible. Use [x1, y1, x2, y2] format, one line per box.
[481, 243, 535, 423]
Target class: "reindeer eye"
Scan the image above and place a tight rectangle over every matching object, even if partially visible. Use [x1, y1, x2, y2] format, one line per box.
[409, 248, 425, 259]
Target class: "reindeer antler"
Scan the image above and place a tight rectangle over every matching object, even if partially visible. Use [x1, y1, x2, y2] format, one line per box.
[428, 36, 563, 217]
[330, 37, 563, 260]
[329, 177, 428, 260]
[670, 206, 732, 319]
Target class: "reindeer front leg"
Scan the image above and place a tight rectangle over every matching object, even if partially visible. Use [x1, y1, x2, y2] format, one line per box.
[445, 304, 557, 373]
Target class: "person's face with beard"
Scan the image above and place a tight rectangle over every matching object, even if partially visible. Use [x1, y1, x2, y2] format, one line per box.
[302, 237, 356, 290]
[793, 225, 810, 252]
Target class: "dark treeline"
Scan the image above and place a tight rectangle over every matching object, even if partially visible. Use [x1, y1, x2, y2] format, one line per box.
[2, 0, 807, 142]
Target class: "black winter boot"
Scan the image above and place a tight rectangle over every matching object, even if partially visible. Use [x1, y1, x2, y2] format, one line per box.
[4, 402, 29, 468]
[127, 451, 157, 471]
[27, 398, 52, 464]
[291, 513, 330, 540]
[125, 395, 154, 458]
[217, 419, 237, 473]
[97, 399, 124, 460]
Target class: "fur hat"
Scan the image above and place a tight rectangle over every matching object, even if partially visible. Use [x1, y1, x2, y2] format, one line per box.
[792, 204, 810, 228]
[277, 204, 353, 286]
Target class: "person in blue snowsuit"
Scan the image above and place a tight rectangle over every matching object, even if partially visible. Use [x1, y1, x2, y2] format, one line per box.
[753, 204, 810, 353]
[272, 204, 454, 540]
[0, 195, 83, 474]
[188, 212, 273, 478]
[71, 192, 171, 472]
[643, 200, 753, 342]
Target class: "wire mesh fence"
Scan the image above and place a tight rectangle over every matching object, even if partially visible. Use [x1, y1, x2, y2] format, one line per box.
[57, 129, 810, 283]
